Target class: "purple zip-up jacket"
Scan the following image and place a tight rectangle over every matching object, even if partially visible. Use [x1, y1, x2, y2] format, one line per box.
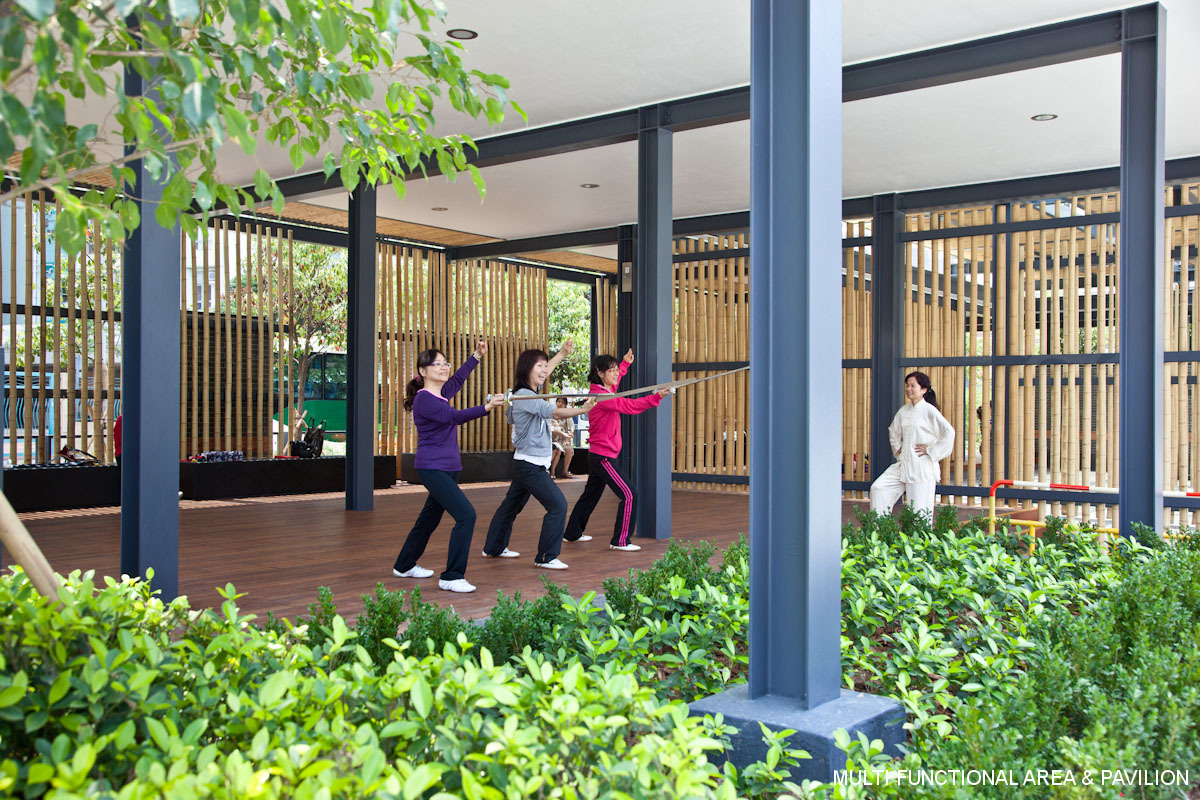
[412, 355, 488, 471]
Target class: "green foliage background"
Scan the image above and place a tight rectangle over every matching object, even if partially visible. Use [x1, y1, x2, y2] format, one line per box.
[545, 280, 592, 392]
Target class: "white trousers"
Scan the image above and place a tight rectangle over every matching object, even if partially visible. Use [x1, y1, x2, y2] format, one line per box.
[869, 462, 935, 519]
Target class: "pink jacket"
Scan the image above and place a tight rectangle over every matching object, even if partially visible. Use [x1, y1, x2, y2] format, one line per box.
[586, 361, 662, 458]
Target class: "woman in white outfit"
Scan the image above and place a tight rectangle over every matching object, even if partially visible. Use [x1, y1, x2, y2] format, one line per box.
[869, 371, 955, 520]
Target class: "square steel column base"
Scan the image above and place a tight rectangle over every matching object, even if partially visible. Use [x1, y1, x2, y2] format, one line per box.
[689, 685, 905, 781]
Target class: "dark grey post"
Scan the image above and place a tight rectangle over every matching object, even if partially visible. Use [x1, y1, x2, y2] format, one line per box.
[616, 225, 635, 478]
[746, 0, 841, 709]
[346, 184, 377, 511]
[870, 194, 903, 482]
[633, 106, 673, 540]
[120, 66, 181, 597]
[690, 0, 902, 779]
[1118, 4, 1165, 534]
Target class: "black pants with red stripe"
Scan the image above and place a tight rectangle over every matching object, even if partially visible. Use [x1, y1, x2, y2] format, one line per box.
[564, 453, 638, 547]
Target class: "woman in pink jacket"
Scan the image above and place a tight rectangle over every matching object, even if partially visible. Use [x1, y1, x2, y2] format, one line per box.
[564, 350, 670, 551]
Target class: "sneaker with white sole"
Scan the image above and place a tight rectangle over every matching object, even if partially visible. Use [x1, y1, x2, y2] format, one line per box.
[393, 565, 434, 579]
[438, 578, 476, 593]
[566, 535, 593, 543]
[481, 548, 520, 558]
[609, 544, 641, 552]
[535, 558, 569, 570]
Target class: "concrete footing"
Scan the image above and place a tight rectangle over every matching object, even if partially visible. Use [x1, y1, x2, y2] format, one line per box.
[689, 685, 905, 781]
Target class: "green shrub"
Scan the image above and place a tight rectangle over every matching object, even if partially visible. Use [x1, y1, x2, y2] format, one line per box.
[0, 569, 750, 799]
[473, 578, 572, 664]
[916, 548, 1200, 799]
[602, 538, 720, 620]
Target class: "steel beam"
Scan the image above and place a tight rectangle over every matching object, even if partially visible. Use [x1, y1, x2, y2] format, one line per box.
[843, 9, 1122, 102]
[346, 184, 377, 511]
[245, 8, 1141, 206]
[1118, 4, 1165, 533]
[870, 195, 903, 487]
[633, 108, 673, 540]
[120, 66, 181, 598]
[450, 227, 620, 261]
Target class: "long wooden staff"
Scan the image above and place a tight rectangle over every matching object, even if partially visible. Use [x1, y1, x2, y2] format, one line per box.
[492, 365, 750, 404]
[0, 493, 60, 598]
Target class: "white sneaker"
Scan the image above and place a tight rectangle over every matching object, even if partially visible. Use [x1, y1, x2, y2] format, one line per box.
[393, 565, 434, 579]
[535, 558, 569, 570]
[609, 544, 641, 552]
[438, 578, 477, 593]
[482, 548, 520, 558]
[567, 535, 593, 543]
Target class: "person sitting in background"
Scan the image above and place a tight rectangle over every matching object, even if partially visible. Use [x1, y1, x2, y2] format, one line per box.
[549, 397, 577, 479]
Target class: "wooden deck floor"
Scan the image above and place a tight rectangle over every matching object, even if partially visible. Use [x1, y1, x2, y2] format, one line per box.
[14, 482, 751, 621]
[12, 483, 1001, 622]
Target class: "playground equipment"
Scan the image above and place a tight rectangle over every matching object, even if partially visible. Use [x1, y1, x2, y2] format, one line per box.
[986, 479, 1200, 552]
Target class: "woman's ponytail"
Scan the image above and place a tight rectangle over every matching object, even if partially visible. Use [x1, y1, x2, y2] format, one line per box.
[905, 370, 939, 411]
[404, 349, 443, 412]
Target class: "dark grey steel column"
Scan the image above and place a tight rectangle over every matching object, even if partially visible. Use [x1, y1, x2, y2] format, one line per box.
[870, 195, 903, 483]
[346, 185, 377, 511]
[634, 107, 673, 540]
[1118, 4, 1165, 533]
[120, 64, 181, 597]
[616, 225, 635, 477]
[748, 0, 841, 705]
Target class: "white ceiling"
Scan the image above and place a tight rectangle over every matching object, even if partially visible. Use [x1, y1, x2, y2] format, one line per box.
[217, 0, 1199, 244]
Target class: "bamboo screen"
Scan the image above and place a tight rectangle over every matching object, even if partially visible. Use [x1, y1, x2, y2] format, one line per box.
[179, 220, 296, 460]
[1166, 182, 1199, 528]
[594, 276, 619, 356]
[2, 193, 121, 465]
[843, 219, 873, 498]
[903, 205, 998, 510]
[671, 232, 750, 492]
[376, 247, 548, 457]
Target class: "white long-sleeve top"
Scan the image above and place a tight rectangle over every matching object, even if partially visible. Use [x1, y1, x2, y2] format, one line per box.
[887, 398, 955, 484]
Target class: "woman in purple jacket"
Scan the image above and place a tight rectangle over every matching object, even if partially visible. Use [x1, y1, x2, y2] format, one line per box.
[393, 341, 504, 593]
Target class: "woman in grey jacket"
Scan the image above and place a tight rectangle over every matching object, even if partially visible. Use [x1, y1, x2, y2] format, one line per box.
[482, 343, 594, 569]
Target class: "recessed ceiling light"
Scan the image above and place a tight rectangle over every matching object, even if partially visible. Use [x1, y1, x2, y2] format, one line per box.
[580, 183, 600, 189]
[446, 28, 478, 40]
[431, 206, 448, 211]
[1030, 113, 1058, 122]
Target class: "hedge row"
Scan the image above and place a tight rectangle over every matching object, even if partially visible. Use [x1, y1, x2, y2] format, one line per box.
[1, 511, 1195, 799]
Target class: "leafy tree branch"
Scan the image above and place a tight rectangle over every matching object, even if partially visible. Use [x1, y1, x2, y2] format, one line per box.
[1, 0, 523, 254]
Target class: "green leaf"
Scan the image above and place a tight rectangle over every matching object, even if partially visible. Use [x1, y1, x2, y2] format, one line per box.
[26, 763, 54, 784]
[258, 670, 296, 708]
[145, 717, 170, 751]
[403, 764, 445, 800]
[410, 677, 432, 719]
[380, 720, 420, 739]
[194, 180, 213, 211]
[47, 672, 70, 706]
[222, 107, 255, 153]
[73, 123, 97, 149]
[181, 718, 208, 746]
[13, 0, 53, 21]
[181, 83, 216, 128]
[253, 168, 271, 201]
